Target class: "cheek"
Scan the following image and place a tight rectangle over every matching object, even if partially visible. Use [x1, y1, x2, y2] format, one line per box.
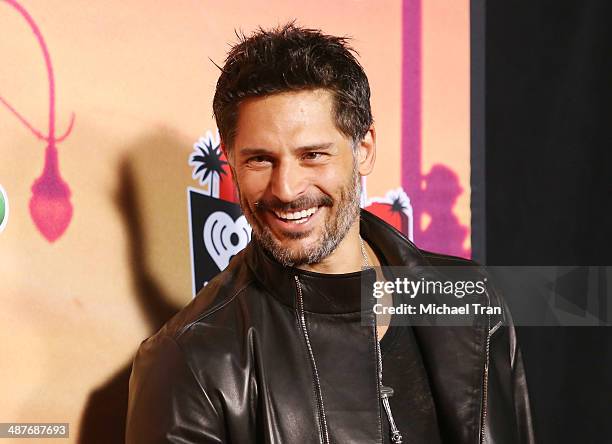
[236, 170, 269, 199]
[314, 166, 352, 196]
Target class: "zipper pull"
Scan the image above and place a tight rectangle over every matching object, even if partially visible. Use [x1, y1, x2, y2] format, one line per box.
[381, 385, 403, 443]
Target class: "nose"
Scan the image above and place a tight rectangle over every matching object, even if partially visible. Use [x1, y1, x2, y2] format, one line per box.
[269, 158, 308, 203]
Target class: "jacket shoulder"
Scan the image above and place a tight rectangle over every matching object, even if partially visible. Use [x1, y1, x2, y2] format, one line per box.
[418, 248, 479, 267]
[137, 250, 259, 360]
[129, 250, 259, 406]
[418, 248, 510, 323]
[170, 251, 255, 335]
[417, 248, 488, 283]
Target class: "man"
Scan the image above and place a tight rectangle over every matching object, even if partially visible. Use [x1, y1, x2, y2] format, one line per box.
[126, 24, 534, 443]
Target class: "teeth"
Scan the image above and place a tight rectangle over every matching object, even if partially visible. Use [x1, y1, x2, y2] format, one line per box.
[274, 206, 317, 221]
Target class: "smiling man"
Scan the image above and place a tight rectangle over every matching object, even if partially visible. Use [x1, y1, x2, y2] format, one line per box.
[126, 24, 534, 443]
[230, 88, 367, 274]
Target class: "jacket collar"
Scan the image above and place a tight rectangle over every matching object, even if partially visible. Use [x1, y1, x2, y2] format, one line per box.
[244, 209, 428, 314]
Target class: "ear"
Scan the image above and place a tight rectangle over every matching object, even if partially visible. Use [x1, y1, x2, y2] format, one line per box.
[357, 125, 376, 176]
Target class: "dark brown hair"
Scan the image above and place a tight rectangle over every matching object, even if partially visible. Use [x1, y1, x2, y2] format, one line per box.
[212, 22, 373, 152]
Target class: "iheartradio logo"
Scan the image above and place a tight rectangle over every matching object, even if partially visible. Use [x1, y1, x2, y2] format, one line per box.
[203, 211, 252, 271]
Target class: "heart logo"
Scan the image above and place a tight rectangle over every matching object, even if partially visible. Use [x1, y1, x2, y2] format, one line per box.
[203, 211, 252, 270]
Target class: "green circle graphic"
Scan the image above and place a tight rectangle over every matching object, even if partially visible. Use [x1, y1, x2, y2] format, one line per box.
[0, 185, 7, 232]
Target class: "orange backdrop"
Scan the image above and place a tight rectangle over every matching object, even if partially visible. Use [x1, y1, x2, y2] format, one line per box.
[0, 1, 468, 441]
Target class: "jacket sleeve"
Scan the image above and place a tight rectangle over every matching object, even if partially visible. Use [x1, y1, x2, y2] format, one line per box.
[512, 342, 536, 444]
[485, 290, 536, 444]
[125, 334, 226, 443]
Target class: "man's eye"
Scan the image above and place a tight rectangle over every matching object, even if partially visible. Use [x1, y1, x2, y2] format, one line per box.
[303, 152, 325, 161]
[247, 156, 272, 165]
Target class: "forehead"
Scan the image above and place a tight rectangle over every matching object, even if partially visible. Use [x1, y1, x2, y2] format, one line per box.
[233, 89, 345, 150]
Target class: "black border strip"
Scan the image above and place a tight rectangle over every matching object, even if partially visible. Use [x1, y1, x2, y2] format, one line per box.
[470, 0, 486, 264]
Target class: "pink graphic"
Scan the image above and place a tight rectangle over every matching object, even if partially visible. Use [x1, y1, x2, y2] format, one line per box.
[401, 0, 422, 237]
[1, 0, 75, 242]
[419, 165, 470, 257]
[401, 0, 470, 258]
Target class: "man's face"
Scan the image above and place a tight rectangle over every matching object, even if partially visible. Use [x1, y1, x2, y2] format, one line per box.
[228, 89, 362, 267]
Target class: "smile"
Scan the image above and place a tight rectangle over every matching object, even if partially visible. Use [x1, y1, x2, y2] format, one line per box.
[272, 206, 319, 224]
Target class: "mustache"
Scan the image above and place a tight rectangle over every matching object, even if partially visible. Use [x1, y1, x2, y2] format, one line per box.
[254, 194, 333, 213]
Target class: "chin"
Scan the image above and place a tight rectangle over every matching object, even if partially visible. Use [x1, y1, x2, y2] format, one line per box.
[276, 239, 318, 259]
[259, 234, 324, 267]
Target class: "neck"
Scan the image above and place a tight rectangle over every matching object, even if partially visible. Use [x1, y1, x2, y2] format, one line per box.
[296, 221, 379, 274]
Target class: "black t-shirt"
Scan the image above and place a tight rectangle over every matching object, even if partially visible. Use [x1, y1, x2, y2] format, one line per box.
[379, 324, 442, 443]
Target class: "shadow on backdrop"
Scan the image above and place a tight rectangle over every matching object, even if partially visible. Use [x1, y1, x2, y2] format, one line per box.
[78, 133, 187, 443]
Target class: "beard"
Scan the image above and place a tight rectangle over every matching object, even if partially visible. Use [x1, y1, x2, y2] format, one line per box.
[237, 159, 361, 267]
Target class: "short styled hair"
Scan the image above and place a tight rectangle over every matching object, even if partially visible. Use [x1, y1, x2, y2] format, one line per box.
[212, 22, 373, 152]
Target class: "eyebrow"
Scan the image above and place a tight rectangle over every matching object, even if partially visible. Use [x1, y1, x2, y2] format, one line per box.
[295, 143, 334, 153]
[238, 147, 273, 157]
[238, 143, 334, 157]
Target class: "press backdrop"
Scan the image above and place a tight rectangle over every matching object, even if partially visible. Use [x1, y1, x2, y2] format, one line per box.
[0, 1, 469, 442]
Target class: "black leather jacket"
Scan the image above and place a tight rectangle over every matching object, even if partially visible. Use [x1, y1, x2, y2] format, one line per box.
[126, 211, 535, 443]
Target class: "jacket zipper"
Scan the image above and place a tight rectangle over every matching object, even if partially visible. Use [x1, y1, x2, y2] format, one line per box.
[480, 286, 502, 444]
[480, 313, 491, 444]
[294, 276, 330, 444]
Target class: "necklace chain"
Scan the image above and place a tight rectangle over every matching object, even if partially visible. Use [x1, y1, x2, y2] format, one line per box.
[359, 236, 371, 268]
